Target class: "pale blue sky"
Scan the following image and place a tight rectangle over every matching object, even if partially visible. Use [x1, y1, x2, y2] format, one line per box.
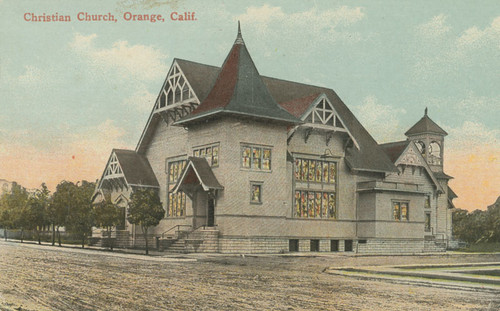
[0, 0, 498, 210]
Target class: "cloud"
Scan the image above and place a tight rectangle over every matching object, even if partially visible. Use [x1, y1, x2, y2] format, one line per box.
[411, 15, 500, 82]
[235, 5, 365, 54]
[0, 120, 131, 191]
[122, 87, 157, 111]
[352, 95, 406, 143]
[70, 33, 168, 81]
[456, 16, 500, 50]
[17, 65, 42, 84]
[416, 14, 450, 38]
[445, 121, 499, 211]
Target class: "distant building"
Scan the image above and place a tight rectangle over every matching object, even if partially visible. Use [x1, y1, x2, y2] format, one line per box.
[0, 179, 13, 194]
[92, 25, 456, 253]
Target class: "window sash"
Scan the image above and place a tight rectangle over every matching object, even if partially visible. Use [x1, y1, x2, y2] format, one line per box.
[241, 145, 271, 171]
[251, 184, 262, 203]
[294, 190, 336, 219]
[393, 201, 409, 221]
[193, 144, 219, 167]
[294, 158, 336, 184]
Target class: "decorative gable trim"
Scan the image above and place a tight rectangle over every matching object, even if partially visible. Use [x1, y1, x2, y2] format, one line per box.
[300, 94, 359, 149]
[394, 141, 444, 193]
[97, 151, 129, 191]
[136, 59, 202, 154]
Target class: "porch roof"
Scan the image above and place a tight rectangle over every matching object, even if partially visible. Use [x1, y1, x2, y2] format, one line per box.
[173, 157, 223, 193]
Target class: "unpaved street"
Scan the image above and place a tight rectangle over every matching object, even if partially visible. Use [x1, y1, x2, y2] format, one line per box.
[0, 241, 499, 311]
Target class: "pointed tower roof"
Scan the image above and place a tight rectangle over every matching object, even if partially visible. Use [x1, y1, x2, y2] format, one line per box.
[405, 108, 447, 136]
[175, 23, 301, 126]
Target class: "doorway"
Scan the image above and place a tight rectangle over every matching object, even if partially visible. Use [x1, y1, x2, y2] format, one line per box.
[207, 198, 215, 227]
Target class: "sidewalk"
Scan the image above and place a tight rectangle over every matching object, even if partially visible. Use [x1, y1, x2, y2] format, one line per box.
[0, 239, 196, 262]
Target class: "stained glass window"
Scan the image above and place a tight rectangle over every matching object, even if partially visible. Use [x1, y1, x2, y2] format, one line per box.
[167, 192, 186, 217]
[294, 190, 337, 219]
[251, 183, 262, 203]
[166, 159, 187, 217]
[393, 201, 409, 221]
[193, 144, 220, 167]
[294, 158, 336, 184]
[425, 212, 431, 232]
[309, 161, 315, 181]
[241, 145, 271, 171]
[294, 159, 301, 180]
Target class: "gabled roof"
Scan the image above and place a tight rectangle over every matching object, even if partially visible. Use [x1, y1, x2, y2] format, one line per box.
[173, 157, 223, 193]
[434, 171, 453, 179]
[380, 140, 444, 193]
[113, 149, 159, 187]
[378, 140, 411, 163]
[448, 187, 458, 199]
[405, 109, 447, 136]
[175, 25, 301, 126]
[171, 61, 398, 173]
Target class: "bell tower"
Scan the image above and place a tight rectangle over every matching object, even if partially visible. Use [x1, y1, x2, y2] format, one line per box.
[405, 108, 447, 173]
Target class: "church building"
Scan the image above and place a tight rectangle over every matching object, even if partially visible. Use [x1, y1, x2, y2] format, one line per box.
[92, 25, 456, 253]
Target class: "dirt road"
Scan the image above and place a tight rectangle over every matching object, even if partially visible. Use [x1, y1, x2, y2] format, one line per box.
[0, 241, 499, 310]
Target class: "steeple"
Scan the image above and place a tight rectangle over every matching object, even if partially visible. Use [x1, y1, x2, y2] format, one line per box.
[405, 109, 447, 136]
[234, 21, 244, 45]
[405, 109, 447, 172]
[175, 23, 300, 126]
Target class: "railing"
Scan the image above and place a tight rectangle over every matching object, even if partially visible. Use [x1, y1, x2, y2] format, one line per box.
[195, 224, 219, 230]
[161, 225, 192, 239]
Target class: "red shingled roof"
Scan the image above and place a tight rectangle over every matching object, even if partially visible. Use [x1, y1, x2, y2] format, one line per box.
[189, 44, 241, 116]
[279, 93, 321, 118]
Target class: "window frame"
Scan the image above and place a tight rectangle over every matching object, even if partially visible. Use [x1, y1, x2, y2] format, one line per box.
[241, 144, 272, 171]
[293, 157, 337, 184]
[165, 157, 188, 218]
[392, 200, 410, 221]
[193, 143, 220, 167]
[425, 212, 431, 232]
[250, 182, 263, 204]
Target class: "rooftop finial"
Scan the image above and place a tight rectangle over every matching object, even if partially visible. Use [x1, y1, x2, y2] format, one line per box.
[235, 21, 244, 45]
[425, 107, 428, 116]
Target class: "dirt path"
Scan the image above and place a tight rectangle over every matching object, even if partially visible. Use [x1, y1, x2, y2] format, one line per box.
[1, 241, 499, 310]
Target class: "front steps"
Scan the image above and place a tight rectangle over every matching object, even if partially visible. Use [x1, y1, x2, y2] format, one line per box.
[159, 227, 219, 253]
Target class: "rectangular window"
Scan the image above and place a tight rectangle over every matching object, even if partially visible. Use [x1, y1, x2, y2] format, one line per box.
[310, 240, 320, 252]
[344, 240, 353, 252]
[193, 143, 219, 167]
[294, 157, 336, 184]
[294, 190, 336, 219]
[425, 212, 431, 232]
[393, 201, 409, 221]
[425, 196, 431, 209]
[289, 239, 299, 252]
[241, 145, 271, 171]
[331, 240, 339, 252]
[250, 183, 262, 204]
[166, 159, 187, 218]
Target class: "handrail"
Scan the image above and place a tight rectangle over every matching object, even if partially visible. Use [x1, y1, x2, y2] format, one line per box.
[194, 224, 218, 230]
[161, 224, 192, 239]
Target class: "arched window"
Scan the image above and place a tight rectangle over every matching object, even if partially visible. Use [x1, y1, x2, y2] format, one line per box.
[415, 141, 426, 156]
[428, 141, 441, 158]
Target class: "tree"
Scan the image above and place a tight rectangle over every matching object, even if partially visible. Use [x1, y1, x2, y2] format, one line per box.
[94, 200, 122, 251]
[27, 184, 50, 245]
[65, 181, 95, 248]
[0, 193, 13, 241]
[127, 189, 164, 255]
[51, 181, 73, 246]
[7, 183, 29, 243]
